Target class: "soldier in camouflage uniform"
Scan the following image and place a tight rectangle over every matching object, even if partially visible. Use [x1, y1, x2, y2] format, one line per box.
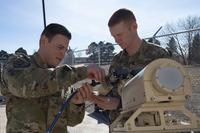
[0, 23, 105, 133]
[83, 8, 170, 124]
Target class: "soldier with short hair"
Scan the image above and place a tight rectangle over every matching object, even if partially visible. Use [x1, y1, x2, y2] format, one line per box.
[1, 23, 105, 133]
[83, 8, 170, 125]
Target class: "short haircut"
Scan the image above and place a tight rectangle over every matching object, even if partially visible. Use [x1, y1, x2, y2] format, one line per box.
[40, 23, 72, 42]
[108, 8, 136, 27]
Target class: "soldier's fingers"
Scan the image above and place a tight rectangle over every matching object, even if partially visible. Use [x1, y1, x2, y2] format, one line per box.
[82, 83, 93, 100]
[78, 87, 86, 99]
[79, 87, 87, 100]
[92, 95, 101, 103]
[97, 68, 105, 82]
[81, 83, 90, 98]
[91, 70, 99, 81]
[85, 83, 93, 96]
[71, 91, 82, 104]
[100, 69, 105, 82]
[87, 64, 100, 80]
[88, 93, 96, 101]
[97, 69, 102, 82]
[98, 96, 110, 103]
[96, 102, 108, 109]
[76, 91, 85, 104]
[77, 91, 84, 102]
[93, 95, 105, 102]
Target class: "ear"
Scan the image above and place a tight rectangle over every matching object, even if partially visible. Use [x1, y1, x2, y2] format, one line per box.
[40, 35, 48, 47]
[130, 21, 137, 31]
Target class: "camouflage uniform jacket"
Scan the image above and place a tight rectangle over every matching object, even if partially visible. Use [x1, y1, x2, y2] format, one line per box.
[2, 52, 87, 133]
[107, 39, 170, 122]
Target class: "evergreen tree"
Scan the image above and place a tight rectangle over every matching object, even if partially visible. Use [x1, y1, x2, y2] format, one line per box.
[166, 37, 178, 56]
[87, 41, 115, 64]
[15, 47, 27, 55]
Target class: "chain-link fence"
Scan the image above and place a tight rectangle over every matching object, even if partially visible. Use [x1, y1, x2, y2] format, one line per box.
[61, 28, 200, 66]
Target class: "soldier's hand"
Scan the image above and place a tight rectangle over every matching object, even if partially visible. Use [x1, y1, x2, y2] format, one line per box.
[92, 96, 120, 110]
[87, 64, 105, 82]
[71, 83, 94, 104]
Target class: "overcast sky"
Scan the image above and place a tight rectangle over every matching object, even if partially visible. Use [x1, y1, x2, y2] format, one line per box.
[0, 0, 200, 55]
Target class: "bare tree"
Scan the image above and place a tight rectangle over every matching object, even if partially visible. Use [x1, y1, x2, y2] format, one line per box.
[191, 33, 200, 64]
[163, 16, 200, 64]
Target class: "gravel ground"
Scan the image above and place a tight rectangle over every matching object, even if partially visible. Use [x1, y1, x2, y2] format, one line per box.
[0, 105, 6, 133]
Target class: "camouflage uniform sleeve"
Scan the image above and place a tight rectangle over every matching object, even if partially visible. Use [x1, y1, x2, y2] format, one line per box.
[47, 92, 85, 131]
[107, 53, 122, 98]
[107, 55, 122, 122]
[3, 55, 87, 98]
[108, 52, 122, 78]
[65, 102, 85, 126]
[149, 44, 170, 59]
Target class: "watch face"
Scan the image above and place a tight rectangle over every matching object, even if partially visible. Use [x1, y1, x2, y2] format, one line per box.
[85, 101, 95, 113]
